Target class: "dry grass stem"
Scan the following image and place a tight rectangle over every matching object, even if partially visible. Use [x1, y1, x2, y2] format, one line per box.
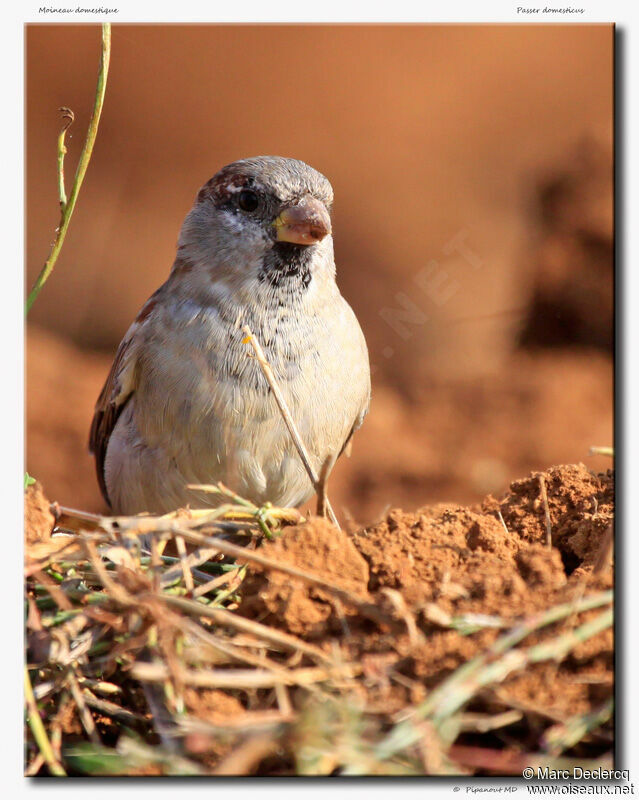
[24, 667, 66, 776]
[67, 670, 100, 745]
[537, 474, 553, 547]
[212, 733, 279, 775]
[162, 595, 332, 664]
[241, 324, 340, 529]
[174, 535, 194, 591]
[131, 663, 358, 688]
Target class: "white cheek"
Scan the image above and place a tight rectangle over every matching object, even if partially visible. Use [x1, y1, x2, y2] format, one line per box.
[220, 210, 271, 250]
[220, 210, 245, 234]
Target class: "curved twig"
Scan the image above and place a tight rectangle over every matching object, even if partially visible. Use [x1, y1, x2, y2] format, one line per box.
[26, 24, 111, 314]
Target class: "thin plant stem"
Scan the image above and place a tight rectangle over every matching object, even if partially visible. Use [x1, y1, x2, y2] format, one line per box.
[56, 107, 74, 208]
[24, 667, 66, 776]
[543, 698, 614, 755]
[25, 23, 111, 315]
[241, 324, 340, 528]
[589, 446, 614, 458]
[538, 474, 553, 548]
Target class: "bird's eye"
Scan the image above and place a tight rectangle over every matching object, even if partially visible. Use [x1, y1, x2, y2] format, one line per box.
[238, 189, 259, 212]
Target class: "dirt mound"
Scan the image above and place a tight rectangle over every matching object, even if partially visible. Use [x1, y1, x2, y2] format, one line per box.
[240, 463, 613, 721]
[239, 518, 370, 638]
[24, 480, 55, 545]
[486, 463, 614, 571]
[25, 462, 613, 775]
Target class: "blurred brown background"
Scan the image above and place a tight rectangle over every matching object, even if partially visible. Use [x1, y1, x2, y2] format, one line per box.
[26, 24, 614, 522]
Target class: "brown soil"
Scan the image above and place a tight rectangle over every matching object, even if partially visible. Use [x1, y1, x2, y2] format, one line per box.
[24, 480, 55, 545]
[239, 463, 613, 723]
[239, 519, 370, 638]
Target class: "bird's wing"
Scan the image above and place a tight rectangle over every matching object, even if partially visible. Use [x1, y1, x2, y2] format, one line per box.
[88, 320, 142, 506]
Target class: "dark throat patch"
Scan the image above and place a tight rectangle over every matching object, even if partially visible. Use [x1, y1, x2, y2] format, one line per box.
[258, 242, 314, 290]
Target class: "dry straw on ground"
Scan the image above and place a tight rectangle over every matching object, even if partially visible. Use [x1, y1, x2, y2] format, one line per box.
[25, 460, 614, 776]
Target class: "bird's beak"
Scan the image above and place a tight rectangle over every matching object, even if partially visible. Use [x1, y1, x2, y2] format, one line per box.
[273, 197, 332, 245]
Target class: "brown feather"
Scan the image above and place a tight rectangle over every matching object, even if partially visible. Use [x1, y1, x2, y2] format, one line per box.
[88, 335, 137, 506]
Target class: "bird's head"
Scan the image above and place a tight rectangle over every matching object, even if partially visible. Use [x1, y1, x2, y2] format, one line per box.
[175, 156, 335, 296]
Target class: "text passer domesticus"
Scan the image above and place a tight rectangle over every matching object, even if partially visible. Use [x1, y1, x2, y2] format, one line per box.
[89, 156, 371, 515]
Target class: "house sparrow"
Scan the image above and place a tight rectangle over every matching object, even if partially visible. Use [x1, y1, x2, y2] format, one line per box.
[89, 156, 371, 515]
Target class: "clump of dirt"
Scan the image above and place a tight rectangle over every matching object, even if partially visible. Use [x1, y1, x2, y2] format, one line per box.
[347, 463, 611, 619]
[485, 463, 614, 571]
[239, 518, 370, 638]
[183, 688, 245, 723]
[25, 480, 55, 545]
[239, 463, 613, 720]
[56, 702, 82, 736]
[514, 544, 566, 588]
[353, 504, 528, 613]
